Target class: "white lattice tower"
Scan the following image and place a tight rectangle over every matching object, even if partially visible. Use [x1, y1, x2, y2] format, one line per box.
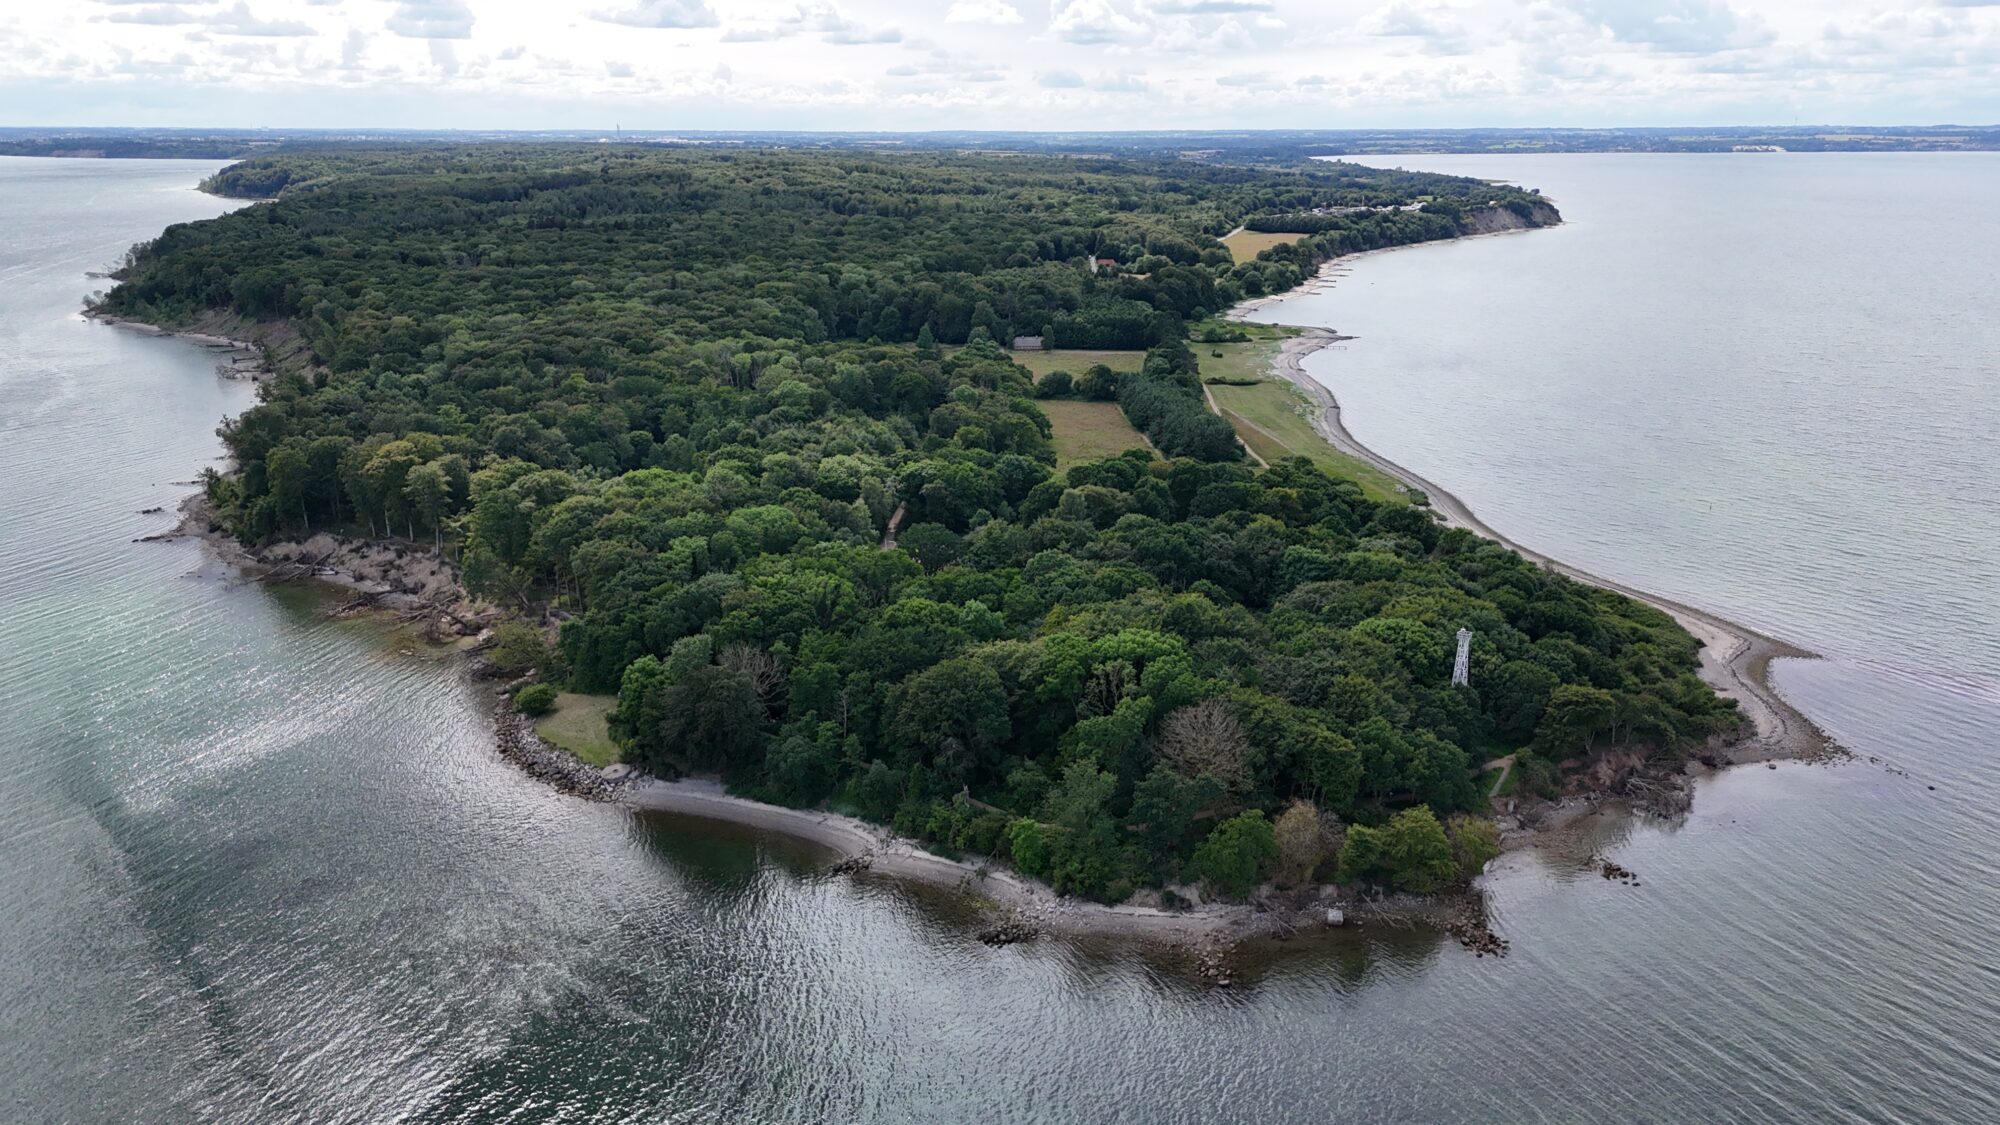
[1452, 628, 1472, 687]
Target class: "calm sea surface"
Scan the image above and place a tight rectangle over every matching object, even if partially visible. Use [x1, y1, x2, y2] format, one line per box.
[3, 155, 1996, 1123]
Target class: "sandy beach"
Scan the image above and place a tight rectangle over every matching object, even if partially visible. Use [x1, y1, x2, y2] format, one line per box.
[88, 311, 266, 375]
[1229, 224, 1558, 317]
[88, 308, 313, 380]
[1233, 259, 1831, 764]
[623, 778, 1258, 945]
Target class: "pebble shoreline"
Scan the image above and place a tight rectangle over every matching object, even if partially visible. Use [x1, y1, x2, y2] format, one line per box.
[489, 692, 614, 801]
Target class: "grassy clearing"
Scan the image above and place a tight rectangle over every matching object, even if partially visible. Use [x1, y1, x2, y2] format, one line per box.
[996, 334, 1401, 499]
[1040, 399, 1152, 467]
[1006, 348, 1145, 382]
[1227, 413, 1290, 468]
[1207, 380, 1408, 504]
[1221, 229, 1299, 263]
[533, 693, 620, 767]
[1195, 338, 1289, 385]
[1191, 319, 1294, 341]
[1191, 323, 1301, 386]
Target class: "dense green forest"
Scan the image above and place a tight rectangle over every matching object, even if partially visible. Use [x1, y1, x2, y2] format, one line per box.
[102, 147, 1733, 901]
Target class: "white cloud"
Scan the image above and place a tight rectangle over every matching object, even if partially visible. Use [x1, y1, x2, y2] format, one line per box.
[209, 3, 315, 37]
[717, 2, 900, 46]
[1094, 71, 1148, 91]
[591, 1, 719, 30]
[1149, 1, 1274, 12]
[100, 6, 206, 26]
[824, 27, 901, 44]
[1557, 0, 1774, 54]
[97, 1, 312, 36]
[1359, 1, 1470, 55]
[945, 1, 1022, 24]
[15, 0, 2000, 129]
[387, 0, 474, 40]
[1049, 0, 1145, 45]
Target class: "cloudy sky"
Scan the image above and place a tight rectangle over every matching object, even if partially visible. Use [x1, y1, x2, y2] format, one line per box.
[5, 1, 2000, 130]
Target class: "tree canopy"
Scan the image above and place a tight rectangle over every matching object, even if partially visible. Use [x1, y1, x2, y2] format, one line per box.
[103, 145, 1731, 902]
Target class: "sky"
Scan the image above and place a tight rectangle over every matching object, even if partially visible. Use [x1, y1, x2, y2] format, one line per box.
[5, 1, 2000, 130]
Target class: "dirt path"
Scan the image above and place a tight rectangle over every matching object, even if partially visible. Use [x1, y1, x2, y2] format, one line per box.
[1249, 324, 1830, 763]
[878, 501, 907, 550]
[1203, 383, 1267, 467]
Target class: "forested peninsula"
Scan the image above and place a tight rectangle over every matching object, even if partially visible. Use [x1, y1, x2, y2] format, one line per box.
[101, 147, 1740, 906]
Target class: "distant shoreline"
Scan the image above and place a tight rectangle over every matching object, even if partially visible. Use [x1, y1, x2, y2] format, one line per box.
[1230, 239, 1831, 764]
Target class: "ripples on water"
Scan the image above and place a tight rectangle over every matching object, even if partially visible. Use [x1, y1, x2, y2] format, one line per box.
[3, 156, 1997, 1123]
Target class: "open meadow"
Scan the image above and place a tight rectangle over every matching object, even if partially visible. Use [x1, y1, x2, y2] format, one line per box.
[533, 694, 620, 767]
[1038, 399, 1153, 466]
[1206, 380, 1409, 503]
[1220, 229, 1298, 263]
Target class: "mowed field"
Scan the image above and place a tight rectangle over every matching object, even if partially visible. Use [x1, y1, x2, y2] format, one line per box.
[1206, 381, 1409, 503]
[1039, 399, 1152, 467]
[1194, 336, 1287, 383]
[1007, 348, 1146, 381]
[1010, 332, 1403, 500]
[1221, 229, 1299, 263]
[533, 693, 620, 767]
[1011, 337, 1285, 386]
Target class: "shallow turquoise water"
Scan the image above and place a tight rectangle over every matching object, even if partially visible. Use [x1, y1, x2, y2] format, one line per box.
[3, 155, 1996, 1123]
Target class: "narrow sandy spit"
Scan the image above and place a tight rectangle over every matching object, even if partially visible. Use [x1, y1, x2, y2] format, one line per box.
[624, 778, 1246, 944]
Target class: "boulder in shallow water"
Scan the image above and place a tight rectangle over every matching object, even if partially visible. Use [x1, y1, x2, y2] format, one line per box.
[977, 915, 1039, 946]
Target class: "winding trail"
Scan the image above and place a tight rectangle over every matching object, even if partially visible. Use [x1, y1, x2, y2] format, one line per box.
[1242, 318, 1831, 763]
